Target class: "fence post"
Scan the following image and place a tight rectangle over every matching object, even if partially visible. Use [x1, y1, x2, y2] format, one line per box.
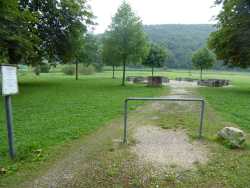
[123, 100, 128, 144]
[199, 100, 205, 138]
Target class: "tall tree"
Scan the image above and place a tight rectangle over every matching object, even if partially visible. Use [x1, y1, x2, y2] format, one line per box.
[208, 0, 250, 68]
[102, 33, 121, 79]
[192, 48, 216, 80]
[105, 1, 149, 86]
[143, 43, 168, 76]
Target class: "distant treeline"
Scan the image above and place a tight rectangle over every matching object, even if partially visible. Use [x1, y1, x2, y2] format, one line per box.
[98, 24, 249, 71]
[144, 24, 215, 69]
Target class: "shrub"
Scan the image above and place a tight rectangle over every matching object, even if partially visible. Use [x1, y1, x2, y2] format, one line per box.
[33, 66, 41, 76]
[78, 64, 96, 75]
[62, 65, 75, 75]
[94, 63, 104, 72]
[40, 64, 51, 73]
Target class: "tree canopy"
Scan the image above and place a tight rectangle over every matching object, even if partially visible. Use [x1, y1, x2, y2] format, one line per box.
[105, 1, 149, 85]
[102, 33, 121, 68]
[0, 1, 39, 64]
[143, 43, 168, 76]
[0, 0, 94, 66]
[208, 0, 250, 68]
[102, 32, 121, 78]
[192, 48, 216, 80]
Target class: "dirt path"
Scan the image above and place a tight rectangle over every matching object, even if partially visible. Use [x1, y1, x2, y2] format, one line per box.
[132, 80, 208, 170]
[23, 80, 208, 188]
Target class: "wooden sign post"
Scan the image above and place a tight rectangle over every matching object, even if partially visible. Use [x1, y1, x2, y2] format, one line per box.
[0, 65, 18, 159]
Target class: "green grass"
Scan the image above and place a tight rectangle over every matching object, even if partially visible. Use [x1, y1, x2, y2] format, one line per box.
[0, 73, 164, 181]
[107, 69, 250, 187]
[1, 69, 250, 187]
[197, 76, 250, 132]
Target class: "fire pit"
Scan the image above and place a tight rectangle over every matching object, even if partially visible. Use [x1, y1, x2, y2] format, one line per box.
[198, 79, 230, 87]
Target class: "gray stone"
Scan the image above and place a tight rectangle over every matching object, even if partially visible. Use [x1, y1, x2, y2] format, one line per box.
[218, 127, 246, 148]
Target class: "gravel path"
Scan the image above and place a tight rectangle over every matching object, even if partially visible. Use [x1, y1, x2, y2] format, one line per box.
[133, 80, 209, 170]
[133, 126, 208, 169]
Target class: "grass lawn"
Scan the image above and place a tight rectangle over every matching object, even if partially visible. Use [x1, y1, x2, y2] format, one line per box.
[0, 73, 164, 186]
[74, 70, 250, 188]
[198, 76, 250, 132]
[1, 69, 250, 187]
[105, 69, 250, 187]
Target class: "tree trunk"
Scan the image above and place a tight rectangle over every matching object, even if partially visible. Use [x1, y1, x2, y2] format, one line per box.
[76, 61, 79, 80]
[200, 67, 203, 81]
[122, 58, 126, 86]
[152, 66, 154, 77]
[112, 64, 115, 79]
[8, 48, 18, 65]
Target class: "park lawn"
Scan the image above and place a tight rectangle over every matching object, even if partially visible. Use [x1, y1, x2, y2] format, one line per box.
[0, 73, 165, 186]
[1, 69, 250, 187]
[53, 70, 250, 188]
[92, 70, 250, 188]
[197, 74, 250, 132]
[191, 74, 250, 188]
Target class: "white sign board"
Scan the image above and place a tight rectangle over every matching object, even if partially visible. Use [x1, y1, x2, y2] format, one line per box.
[1, 65, 18, 96]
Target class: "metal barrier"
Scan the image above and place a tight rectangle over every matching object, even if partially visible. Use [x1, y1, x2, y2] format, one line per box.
[123, 97, 205, 144]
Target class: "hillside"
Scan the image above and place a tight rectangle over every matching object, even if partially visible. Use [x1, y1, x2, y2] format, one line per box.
[144, 24, 215, 69]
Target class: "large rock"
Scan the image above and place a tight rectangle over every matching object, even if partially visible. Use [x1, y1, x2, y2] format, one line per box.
[218, 127, 246, 148]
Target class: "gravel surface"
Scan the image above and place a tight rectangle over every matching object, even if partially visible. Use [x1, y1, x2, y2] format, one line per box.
[133, 126, 208, 169]
[132, 80, 208, 170]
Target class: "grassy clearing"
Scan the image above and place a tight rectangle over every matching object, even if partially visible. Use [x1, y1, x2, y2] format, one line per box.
[66, 96, 250, 188]
[1, 69, 250, 187]
[67, 69, 250, 188]
[69, 92, 250, 188]
[198, 77, 250, 132]
[0, 73, 164, 186]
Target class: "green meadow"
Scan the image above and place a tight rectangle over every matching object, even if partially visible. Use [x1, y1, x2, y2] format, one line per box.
[0, 69, 250, 187]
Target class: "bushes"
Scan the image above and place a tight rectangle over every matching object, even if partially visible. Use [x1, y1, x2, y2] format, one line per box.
[62, 64, 96, 75]
[78, 64, 95, 75]
[40, 64, 51, 73]
[33, 66, 41, 76]
[62, 65, 75, 75]
[33, 64, 51, 75]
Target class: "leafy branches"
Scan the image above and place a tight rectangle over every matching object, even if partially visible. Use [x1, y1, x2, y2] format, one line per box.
[104, 1, 149, 85]
[208, 0, 250, 68]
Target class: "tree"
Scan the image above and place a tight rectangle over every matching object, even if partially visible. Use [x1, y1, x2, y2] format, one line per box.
[208, 0, 250, 68]
[192, 48, 216, 80]
[81, 34, 100, 66]
[102, 33, 121, 79]
[0, 0, 94, 69]
[105, 1, 149, 86]
[143, 43, 168, 76]
[0, 1, 39, 65]
[75, 33, 103, 79]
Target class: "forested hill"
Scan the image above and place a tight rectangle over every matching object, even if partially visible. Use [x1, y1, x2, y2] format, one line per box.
[144, 24, 215, 69]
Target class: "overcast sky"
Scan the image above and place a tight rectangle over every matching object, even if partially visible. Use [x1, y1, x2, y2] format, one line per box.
[89, 0, 221, 33]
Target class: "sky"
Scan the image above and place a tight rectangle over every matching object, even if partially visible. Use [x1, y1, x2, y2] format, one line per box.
[89, 0, 222, 33]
